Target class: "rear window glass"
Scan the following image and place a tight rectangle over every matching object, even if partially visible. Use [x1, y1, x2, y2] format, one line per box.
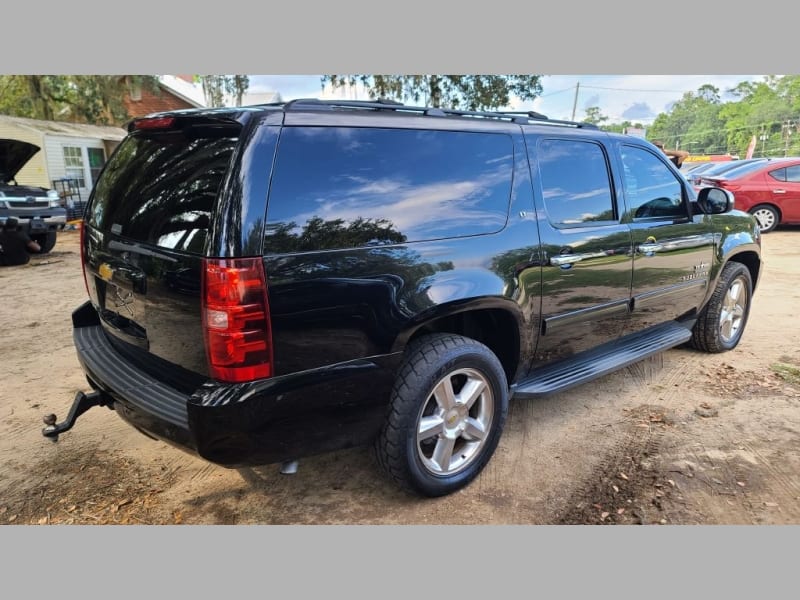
[264, 127, 513, 252]
[88, 130, 238, 253]
[721, 161, 771, 180]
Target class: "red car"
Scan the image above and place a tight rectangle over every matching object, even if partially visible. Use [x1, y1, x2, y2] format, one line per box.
[698, 157, 800, 233]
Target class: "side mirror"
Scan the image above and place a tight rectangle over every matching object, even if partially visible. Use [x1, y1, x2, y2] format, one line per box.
[696, 187, 733, 215]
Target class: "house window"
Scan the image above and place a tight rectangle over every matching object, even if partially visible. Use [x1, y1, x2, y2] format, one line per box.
[88, 148, 106, 187]
[63, 146, 86, 188]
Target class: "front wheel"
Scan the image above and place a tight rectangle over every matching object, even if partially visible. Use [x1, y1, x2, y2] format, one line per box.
[690, 262, 753, 353]
[750, 204, 780, 233]
[375, 333, 509, 497]
[31, 231, 57, 254]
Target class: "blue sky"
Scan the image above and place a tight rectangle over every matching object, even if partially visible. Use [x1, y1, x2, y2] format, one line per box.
[248, 74, 764, 124]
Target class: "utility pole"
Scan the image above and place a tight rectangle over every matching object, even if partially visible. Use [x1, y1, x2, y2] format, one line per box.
[571, 82, 580, 121]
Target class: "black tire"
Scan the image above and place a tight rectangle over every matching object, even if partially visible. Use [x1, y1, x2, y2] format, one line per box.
[691, 262, 753, 353]
[750, 204, 780, 233]
[31, 231, 57, 254]
[375, 333, 509, 497]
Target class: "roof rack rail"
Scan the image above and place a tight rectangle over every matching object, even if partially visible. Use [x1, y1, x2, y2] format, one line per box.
[281, 99, 598, 129]
[496, 110, 599, 129]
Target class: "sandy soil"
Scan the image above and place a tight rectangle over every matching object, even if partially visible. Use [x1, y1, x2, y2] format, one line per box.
[1, 227, 798, 525]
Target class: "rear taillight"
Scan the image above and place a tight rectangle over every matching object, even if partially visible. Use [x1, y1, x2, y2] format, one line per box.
[202, 257, 273, 383]
[80, 221, 89, 297]
[715, 180, 741, 191]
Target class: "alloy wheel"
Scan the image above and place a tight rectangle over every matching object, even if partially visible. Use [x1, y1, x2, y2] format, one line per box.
[415, 368, 494, 476]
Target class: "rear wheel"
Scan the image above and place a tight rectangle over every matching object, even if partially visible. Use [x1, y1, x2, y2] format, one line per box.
[31, 231, 57, 254]
[750, 204, 779, 233]
[691, 262, 753, 353]
[375, 333, 509, 497]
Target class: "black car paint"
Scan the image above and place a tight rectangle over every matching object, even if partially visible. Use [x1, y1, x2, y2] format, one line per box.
[71, 106, 762, 468]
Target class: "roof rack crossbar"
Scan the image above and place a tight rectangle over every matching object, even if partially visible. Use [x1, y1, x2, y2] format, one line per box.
[281, 99, 599, 128]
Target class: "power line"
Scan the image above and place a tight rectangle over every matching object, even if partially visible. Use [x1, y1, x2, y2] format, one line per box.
[581, 85, 689, 93]
[539, 86, 575, 98]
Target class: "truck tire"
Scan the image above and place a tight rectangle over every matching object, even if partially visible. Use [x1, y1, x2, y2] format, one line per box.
[691, 262, 753, 353]
[375, 333, 509, 497]
[31, 231, 57, 254]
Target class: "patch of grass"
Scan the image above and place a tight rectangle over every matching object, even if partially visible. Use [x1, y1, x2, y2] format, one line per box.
[771, 363, 800, 387]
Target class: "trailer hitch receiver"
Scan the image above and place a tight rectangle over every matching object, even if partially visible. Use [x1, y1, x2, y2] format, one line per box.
[42, 391, 113, 442]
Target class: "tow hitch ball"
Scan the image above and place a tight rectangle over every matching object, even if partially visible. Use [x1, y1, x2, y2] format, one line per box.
[42, 391, 111, 442]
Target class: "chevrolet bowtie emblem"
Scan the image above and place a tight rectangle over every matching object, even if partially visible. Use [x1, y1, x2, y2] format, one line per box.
[98, 263, 113, 281]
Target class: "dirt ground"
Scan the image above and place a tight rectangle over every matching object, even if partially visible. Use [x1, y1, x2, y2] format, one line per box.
[1, 227, 799, 525]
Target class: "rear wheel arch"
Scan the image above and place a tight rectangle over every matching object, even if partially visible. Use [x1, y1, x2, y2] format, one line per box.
[400, 305, 524, 384]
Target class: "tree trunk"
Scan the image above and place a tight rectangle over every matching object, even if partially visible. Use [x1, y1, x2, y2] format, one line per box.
[429, 75, 441, 107]
[26, 76, 54, 121]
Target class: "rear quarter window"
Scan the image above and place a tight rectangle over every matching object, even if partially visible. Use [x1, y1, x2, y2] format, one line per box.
[263, 127, 513, 252]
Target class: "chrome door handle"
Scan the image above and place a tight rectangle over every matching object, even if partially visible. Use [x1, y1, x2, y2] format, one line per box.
[773, 189, 786, 194]
[550, 255, 582, 266]
[638, 242, 663, 253]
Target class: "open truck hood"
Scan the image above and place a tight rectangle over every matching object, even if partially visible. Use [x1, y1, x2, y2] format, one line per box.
[0, 139, 41, 184]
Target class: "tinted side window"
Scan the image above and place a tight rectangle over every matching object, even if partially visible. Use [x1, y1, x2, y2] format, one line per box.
[620, 145, 686, 220]
[785, 165, 800, 182]
[768, 167, 786, 182]
[264, 127, 513, 252]
[536, 139, 615, 228]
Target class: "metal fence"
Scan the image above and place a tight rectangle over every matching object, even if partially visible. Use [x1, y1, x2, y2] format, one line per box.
[51, 178, 87, 221]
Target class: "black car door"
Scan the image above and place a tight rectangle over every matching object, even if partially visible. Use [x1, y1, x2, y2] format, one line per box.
[526, 134, 634, 366]
[615, 143, 715, 334]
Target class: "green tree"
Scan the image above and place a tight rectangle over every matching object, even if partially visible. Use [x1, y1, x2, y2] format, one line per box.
[647, 86, 725, 155]
[583, 106, 609, 126]
[198, 75, 250, 107]
[321, 75, 542, 110]
[721, 77, 798, 157]
[0, 75, 159, 125]
[603, 120, 646, 134]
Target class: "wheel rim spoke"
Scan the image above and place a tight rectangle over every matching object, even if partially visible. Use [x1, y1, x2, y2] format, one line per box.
[418, 416, 445, 442]
[433, 377, 456, 411]
[459, 377, 486, 409]
[730, 281, 743, 305]
[431, 437, 456, 472]
[463, 417, 487, 441]
[721, 316, 733, 340]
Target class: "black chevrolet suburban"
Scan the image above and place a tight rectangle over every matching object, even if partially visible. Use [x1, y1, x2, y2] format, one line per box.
[42, 99, 762, 496]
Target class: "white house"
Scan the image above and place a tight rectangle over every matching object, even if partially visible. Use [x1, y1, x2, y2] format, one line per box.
[0, 115, 126, 202]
